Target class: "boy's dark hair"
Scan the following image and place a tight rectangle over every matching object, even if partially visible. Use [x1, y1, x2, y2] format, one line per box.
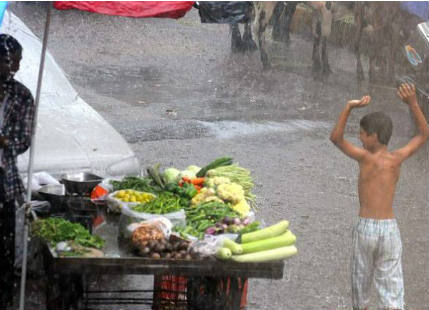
[360, 112, 393, 145]
[0, 34, 22, 57]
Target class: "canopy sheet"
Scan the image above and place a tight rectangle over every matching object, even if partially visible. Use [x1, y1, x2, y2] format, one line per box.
[54, 1, 194, 19]
[400, 1, 429, 21]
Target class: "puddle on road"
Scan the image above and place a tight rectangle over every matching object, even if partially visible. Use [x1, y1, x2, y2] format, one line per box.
[124, 119, 330, 143]
[201, 119, 330, 139]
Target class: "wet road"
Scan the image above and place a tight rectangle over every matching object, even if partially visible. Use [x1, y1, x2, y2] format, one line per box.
[10, 2, 429, 310]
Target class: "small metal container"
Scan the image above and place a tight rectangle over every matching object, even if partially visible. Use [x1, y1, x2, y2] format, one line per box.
[60, 172, 103, 195]
[37, 184, 67, 213]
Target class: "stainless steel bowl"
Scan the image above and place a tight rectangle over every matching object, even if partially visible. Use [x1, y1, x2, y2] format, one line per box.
[60, 172, 103, 195]
[37, 184, 67, 213]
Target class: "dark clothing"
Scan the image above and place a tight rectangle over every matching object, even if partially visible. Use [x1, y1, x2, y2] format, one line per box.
[0, 79, 34, 308]
[197, 1, 252, 24]
[0, 169, 16, 308]
[1, 79, 35, 202]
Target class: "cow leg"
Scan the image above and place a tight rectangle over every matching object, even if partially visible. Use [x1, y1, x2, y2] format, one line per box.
[354, 3, 365, 81]
[230, 23, 244, 53]
[320, 2, 332, 75]
[312, 21, 321, 73]
[252, 2, 277, 69]
[321, 36, 331, 75]
[272, 2, 286, 42]
[386, 27, 397, 84]
[368, 55, 376, 84]
[259, 33, 270, 69]
[255, 8, 270, 69]
[242, 22, 257, 51]
[283, 2, 298, 44]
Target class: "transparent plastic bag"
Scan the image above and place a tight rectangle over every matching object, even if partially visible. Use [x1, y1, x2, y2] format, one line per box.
[118, 204, 185, 239]
[189, 234, 238, 258]
[128, 217, 173, 253]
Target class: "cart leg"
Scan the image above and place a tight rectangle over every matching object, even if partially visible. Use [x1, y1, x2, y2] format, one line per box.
[46, 274, 63, 310]
[229, 277, 242, 310]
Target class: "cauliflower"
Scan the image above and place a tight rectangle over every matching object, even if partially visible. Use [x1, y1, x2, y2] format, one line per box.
[191, 188, 216, 206]
[204, 196, 224, 203]
[216, 183, 245, 204]
[206, 176, 231, 189]
[232, 199, 250, 217]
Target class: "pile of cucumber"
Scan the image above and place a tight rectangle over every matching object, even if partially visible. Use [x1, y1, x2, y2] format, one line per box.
[216, 220, 297, 263]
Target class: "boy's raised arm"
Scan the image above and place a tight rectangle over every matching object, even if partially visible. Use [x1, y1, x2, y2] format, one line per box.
[393, 83, 429, 161]
[330, 96, 370, 161]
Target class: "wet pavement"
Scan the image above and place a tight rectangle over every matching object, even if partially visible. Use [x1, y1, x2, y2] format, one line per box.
[9, 2, 429, 310]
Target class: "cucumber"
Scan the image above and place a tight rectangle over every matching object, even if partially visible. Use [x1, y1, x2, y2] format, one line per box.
[241, 220, 289, 243]
[216, 247, 232, 260]
[231, 245, 298, 263]
[223, 238, 243, 255]
[196, 157, 233, 178]
[241, 230, 296, 254]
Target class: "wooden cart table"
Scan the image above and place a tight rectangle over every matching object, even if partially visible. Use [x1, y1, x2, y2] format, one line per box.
[41, 216, 285, 310]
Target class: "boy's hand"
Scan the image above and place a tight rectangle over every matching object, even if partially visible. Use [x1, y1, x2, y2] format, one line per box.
[397, 83, 417, 105]
[347, 96, 371, 109]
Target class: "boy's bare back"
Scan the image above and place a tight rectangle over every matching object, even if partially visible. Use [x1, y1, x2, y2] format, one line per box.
[358, 149, 401, 219]
[330, 84, 429, 219]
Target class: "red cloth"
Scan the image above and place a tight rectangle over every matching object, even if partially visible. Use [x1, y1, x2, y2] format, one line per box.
[54, 1, 194, 19]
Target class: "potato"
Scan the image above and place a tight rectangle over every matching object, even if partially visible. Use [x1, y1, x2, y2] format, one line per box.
[148, 240, 157, 249]
[151, 252, 161, 259]
[140, 247, 150, 255]
[158, 244, 166, 252]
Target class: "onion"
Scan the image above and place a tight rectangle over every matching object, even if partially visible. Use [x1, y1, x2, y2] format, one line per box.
[205, 226, 217, 235]
[242, 217, 251, 226]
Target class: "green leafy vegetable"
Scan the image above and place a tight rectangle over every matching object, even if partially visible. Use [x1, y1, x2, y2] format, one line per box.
[110, 176, 161, 193]
[32, 217, 105, 249]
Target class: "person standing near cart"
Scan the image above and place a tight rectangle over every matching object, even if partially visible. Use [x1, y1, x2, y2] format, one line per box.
[0, 34, 35, 309]
[330, 83, 429, 310]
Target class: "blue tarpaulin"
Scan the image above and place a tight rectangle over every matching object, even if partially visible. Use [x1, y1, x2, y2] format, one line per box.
[0, 1, 7, 27]
[400, 1, 429, 21]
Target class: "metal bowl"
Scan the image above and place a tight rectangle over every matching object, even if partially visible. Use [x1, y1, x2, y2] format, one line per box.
[60, 172, 103, 195]
[37, 184, 67, 213]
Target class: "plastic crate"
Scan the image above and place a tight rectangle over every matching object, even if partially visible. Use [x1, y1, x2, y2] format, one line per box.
[153, 275, 248, 310]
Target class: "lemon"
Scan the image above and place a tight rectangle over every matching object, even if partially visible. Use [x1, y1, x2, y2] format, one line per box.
[130, 196, 137, 203]
[116, 190, 125, 198]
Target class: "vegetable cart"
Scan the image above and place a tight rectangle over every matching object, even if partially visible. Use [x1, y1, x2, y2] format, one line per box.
[33, 158, 296, 310]
[41, 216, 285, 310]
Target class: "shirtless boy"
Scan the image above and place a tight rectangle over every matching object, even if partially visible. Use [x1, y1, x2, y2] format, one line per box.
[330, 83, 429, 310]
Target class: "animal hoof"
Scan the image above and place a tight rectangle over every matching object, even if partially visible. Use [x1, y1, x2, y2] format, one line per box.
[357, 71, 365, 82]
[263, 63, 272, 70]
[312, 64, 321, 73]
[322, 66, 332, 75]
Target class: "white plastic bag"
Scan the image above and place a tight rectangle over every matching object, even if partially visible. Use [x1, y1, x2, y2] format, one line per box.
[23, 171, 60, 191]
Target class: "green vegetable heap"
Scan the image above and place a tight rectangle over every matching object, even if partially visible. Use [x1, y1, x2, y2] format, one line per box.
[131, 191, 189, 214]
[32, 217, 105, 249]
[174, 201, 240, 239]
[111, 176, 161, 193]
